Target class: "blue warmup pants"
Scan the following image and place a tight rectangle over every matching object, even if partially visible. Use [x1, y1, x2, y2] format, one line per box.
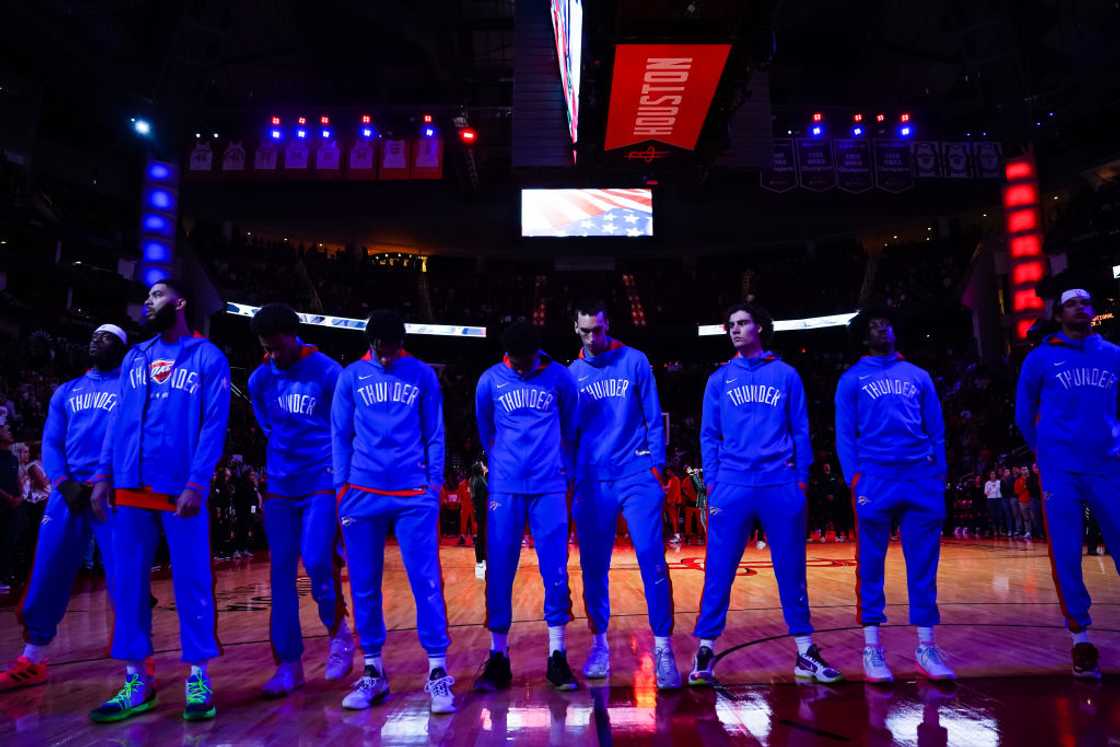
[19, 489, 117, 646]
[694, 482, 813, 639]
[110, 506, 219, 663]
[339, 490, 449, 657]
[486, 492, 572, 634]
[264, 492, 346, 663]
[575, 471, 674, 636]
[853, 466, 945, 627]
[1039, 468, 1120, 632]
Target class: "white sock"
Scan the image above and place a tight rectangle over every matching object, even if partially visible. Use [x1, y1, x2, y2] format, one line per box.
[592, 633, 608, 649]
[654, 636, 671, 651]
[364, 655, 383, 674]
[190, 663, 207, 677]
[1072, 631, 1090, 645]
[699, 638, 716, 651]
[864, 626, 881, 647]
[548, 626, 566, 655]
[428, 656, 447, 675]
[490, 632, 509, 654]
[22, 643, 47, 664]
[917, 627, 934, 645]
[125, 661, 145, 677]
[794, 636, 813, 655]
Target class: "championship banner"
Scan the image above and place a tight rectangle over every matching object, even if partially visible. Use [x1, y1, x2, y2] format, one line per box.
[254, 142, 279, 172]
[284, 140, 310, 171]
[188, 142, 213, 172]
[347, 140, 377, 180]
[411, 136, 443, 180]
[913, 141, 941, 178]
[874, 140, 914, 193]
[834, 138, 873, 194]
[942, 142, 973, 179]
[221, 142, 247, 172]
[974, 141, 1002, 179]
[380, 139, 410, 180]
[760, 138, 797, 193]
[604, 43, 731, 151]
[314, 140, 341, 172]
[795, 138, 836, 191]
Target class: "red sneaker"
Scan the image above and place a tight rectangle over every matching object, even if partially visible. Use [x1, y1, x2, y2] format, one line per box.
[0, 657, 47, 692]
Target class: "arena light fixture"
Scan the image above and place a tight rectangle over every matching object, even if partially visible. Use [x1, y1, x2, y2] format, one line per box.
[225, 302, 487, 338]
[698, 311, 858, 336]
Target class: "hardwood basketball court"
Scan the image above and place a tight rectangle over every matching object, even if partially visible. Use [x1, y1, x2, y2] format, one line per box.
[1, 537, 1117, 745]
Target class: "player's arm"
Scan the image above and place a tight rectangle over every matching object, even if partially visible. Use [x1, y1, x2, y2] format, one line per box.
[420, 367, 446, 494]
[247, 368, 271, 439]
[41, 383, 71, 489]
[787, 369, 813, 490]
[1014, 352, 1042, 453]
[636, 353, 667, 473]
[557, 368, 580, 481]
[834, 373, 861, 488]
[920, 370, 947, 477]
[184, 348, 232, 504]
[699, 371, 722, 494]
[330, 368, 356, 493]
[474, 372, 495, 452]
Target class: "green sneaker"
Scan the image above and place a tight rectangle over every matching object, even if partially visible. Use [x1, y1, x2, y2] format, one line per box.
[183, 672, 216, 721]
[90, 673, 157, 723]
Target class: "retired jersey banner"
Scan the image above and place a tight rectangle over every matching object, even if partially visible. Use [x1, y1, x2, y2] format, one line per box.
[942, 142, 973, 179]
[760, 138, 797, 193]
[795, 139, 836, 191]
[912, 141, 941, 178]
[874, 140, 914, 193]
[221, 142, 247, 172]
[604, 43, 731, 151]
[834, 139, 873, 193]
[973, 141, 1002, 179]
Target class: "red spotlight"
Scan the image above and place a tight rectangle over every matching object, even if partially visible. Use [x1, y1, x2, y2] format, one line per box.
[853, 113, 863, 123]
[361, 114, 371, 124]
[1005, 160, 1035, 181]
[875, 113, 886, 123]
[320, 115, 330, 125]
[271, 116, 280, 126]
[423, 114, 433, 123]
[297, 116, 307, 125]
[459, 127, 478, 144]
[900, 112, 911, 123]
[811, 112, 823, 122]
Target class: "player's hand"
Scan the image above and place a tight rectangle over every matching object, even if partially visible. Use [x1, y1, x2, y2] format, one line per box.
[175, 487, 202, 518]
[91, 480, 112, 521]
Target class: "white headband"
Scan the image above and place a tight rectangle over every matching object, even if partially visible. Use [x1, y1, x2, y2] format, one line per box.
[1060, 289, 1091, 305]
[94, 324, 128, 345]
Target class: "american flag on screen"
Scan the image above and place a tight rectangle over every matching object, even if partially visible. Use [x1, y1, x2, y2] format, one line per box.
[521, 188, 654, 237]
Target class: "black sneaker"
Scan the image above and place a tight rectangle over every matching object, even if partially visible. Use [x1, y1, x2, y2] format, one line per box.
[1073, 642, 1102, 680]
[473, 651, 512, 692]
[546, 650, 579, 691]
[689, 645, 717, 687]
[794, 644, 844, 683]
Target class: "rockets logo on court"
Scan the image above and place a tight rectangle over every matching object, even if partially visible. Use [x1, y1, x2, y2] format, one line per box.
[858, 495, 871, 505]
[151, 359, 175, 384]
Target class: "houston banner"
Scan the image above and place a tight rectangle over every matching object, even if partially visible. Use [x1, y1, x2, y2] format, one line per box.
[604, 43, 731, 151]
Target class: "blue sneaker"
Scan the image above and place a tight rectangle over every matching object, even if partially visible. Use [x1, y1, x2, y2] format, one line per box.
[183, 672, 216, 721]
[90, 673, 157, 723]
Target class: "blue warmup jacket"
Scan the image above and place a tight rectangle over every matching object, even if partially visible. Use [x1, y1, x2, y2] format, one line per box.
[476, 352, 578, 494]
[331, 351, 444, 492]
[1015, 332, 1120, 475]
[569, 340, 665, 481]
[249, 344, 341, 497]
[834, 353, 946, 484]
[700, 352, 811, 488]
[96, 334, 231, 500]
[42, 368, 121, 486]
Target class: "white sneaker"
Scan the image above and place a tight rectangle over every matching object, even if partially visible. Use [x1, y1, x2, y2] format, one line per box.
[834, 535, 845, 543]
[654, 646, 681, 690]
[475, 562, 486, 580]
[262, 660, 305, 698]
[670, 534, 682, 545]
[425, 668, 456, 714]
[325, 622, 355, 681]
[915, 644, 956, 681]
[862, 646, 893, 684]
[582, 645, 611, 679]
[342, 668, 390, 709]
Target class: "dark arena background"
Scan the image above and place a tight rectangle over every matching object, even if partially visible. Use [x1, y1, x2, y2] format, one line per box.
[2, 1, 1120, 745]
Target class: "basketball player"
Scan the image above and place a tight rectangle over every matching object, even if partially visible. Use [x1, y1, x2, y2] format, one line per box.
[0, 325, 126, 691]
[331, 310, 455, 713]
[89, 279, 231, 722]
[1016, 287, 1120, 679]
[835, 306, 955, 683]
[690, 304, 842, 686]
[473, 321, 580, 692]
[568, 300, 679, 688]
[248, 304, 352, 697]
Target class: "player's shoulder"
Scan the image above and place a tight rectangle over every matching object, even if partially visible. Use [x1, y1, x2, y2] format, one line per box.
[247, 362, 270, 388]
[706, 361, 731, 384]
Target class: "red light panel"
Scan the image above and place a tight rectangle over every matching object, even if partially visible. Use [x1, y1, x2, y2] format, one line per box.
[875, 113, 886, 123]
[320, 116, 330, 125]
[1009, 234, 1043, 258]
[853, 113, 863, 123]
[900, 112, 911, 123]
[1003, 183, 1039, 208]
[297, 117, 307, 125]
[271, 116, 280, 125]
[812, 112, 823, 122]
[1006, 208, 1039, 234]
[1012, 289, 1044, 312]
[1015, 318, 1035, 340]
[1012, 261, 1045, 285]
[459, 127, 478, 144]
[423, 114, 433, 123]
[1005, 160, 1035, 181]
[361, 114, 371, 124]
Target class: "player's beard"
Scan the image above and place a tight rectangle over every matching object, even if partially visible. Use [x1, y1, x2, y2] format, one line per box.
[143, 302, 177, 333]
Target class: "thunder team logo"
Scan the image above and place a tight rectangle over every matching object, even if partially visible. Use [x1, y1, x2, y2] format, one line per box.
[150, 359, 175, 384]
